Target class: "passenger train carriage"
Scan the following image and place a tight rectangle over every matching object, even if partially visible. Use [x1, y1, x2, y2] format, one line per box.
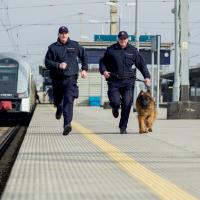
[0, 52, 36, 122]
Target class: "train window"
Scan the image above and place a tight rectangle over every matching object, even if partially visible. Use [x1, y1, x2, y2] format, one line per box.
[0, 66, 18, 81]
[0, 68, 18, 81]
[0, 58, 18, 80]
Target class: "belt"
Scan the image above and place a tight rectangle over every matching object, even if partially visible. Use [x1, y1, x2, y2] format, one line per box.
[108, 73, 135, 81]
[63, 74, 78, 80]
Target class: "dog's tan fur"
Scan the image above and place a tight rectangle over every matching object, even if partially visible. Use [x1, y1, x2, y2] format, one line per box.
[136, 90, 156, 134]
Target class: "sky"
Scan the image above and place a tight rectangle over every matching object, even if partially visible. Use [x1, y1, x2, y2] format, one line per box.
[0, 0, 200, 84]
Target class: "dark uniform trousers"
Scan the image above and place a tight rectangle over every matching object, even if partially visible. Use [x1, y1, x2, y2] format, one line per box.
[108, 78, 134, 130]
[52, 77, 78, 128]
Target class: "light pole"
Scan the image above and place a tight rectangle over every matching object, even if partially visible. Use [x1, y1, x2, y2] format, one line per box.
[172, 0, 180, 101]
[78, 12, 84, 41]
[133, 0, 140, 110]
[106, 1, 122, 31]
[134, 0, 139, 50]
[106, 2, 136, 32]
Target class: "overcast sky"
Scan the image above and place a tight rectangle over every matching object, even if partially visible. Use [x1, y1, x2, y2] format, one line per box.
[0, 0, 200, 83]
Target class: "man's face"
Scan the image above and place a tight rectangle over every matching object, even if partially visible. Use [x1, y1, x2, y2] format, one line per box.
[118, 38, 128, 48]
[58, 32, 69, 43]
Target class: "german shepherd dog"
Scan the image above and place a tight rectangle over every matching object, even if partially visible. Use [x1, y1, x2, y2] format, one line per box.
[136, 90, 156, 134]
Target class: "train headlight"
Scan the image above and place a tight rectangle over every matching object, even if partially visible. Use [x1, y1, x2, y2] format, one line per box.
[17, 91, 28, 98]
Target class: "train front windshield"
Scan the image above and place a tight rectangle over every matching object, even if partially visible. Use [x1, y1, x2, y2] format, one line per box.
[0, 58, 19, 97]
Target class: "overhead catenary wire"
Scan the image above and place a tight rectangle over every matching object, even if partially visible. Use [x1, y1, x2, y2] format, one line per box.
[2, 0, 199, 10]
[0, 0, 19, 52]
[1, 20, 200, 29]
[0, 1, 170, 10]
[0, 0, 199, 69]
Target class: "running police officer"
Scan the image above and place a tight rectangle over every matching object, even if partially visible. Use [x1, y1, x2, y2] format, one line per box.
[99, 31, 151, 134]
[45, 26, 88, 135]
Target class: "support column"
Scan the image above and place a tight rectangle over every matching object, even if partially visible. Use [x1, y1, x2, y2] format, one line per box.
[179, 0, 190, 101]
[110, 0, 118, 34]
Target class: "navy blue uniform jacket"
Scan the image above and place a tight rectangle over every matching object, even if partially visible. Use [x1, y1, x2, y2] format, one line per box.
[99, 42, 150, 80]
[45, 38, 88, 80]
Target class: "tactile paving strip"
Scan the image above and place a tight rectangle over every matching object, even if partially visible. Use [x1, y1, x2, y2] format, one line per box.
[73, 107, 200, 199]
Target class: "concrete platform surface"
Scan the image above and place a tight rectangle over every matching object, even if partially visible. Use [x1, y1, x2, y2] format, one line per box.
[1, 105, 200, 200]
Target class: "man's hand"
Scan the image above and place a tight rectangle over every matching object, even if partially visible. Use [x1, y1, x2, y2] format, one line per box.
[59, 62, 67, 70]
[103, 71, 111, 79]
[81, 70, 87, 79]
[144, 78, 151, 86]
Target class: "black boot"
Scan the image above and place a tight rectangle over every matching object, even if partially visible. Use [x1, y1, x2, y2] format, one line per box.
[63, 124, 72, 136]
[112, 108, 119, 118]
[55, 106, 62, 120]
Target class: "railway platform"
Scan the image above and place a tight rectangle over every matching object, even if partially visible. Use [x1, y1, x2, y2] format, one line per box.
[1, 104, 200, 200]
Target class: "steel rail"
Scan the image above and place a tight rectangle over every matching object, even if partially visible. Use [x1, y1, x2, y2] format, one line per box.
[0, 125, 20, 158]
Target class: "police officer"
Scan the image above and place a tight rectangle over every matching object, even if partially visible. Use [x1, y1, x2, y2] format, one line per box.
[99, 31, 151, 134]
[45, 26, 88, 135]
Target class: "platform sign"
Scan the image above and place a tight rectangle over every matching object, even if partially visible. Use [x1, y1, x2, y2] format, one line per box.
[94, 35, 118, 42]
[94, 35, 155, 42]
[139, 35, 154, 42]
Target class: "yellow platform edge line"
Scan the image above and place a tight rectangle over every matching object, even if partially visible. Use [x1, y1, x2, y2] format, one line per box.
[72, 120, 198, 200]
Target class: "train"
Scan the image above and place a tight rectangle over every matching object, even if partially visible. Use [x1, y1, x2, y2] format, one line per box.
[0, 52, 36, 123]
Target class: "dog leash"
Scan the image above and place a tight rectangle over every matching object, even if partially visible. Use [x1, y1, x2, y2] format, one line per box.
[135, 78, 144, 83]
[135, 78, 151, 91]
[109, 73, 151, 90]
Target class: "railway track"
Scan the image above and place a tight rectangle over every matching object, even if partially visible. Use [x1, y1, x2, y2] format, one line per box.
[0, 125, 27, 197]
[0, 126, 20, 158]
